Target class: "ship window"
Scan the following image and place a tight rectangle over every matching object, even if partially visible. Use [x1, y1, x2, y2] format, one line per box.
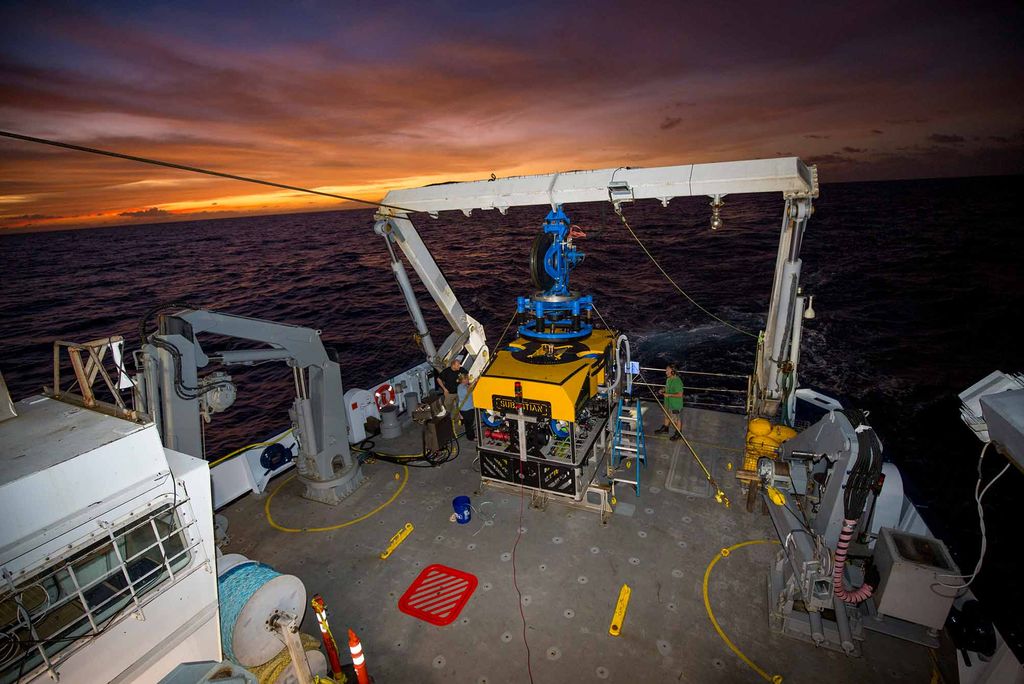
[0, 502, 193, 682]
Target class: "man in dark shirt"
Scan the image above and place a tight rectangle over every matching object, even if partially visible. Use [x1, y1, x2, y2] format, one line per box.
[436, 358, 462, 417]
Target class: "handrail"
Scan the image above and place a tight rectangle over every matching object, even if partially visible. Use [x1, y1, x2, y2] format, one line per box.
[634, 366, 752, 414]
[47, 337, 142, 422]
[639, 366, 749, 380]
[632, 380, 746, 394]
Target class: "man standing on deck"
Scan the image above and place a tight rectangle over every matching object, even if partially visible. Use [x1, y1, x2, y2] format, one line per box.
[655, 363, 684, 441]
[437, 358, 462, 418]
[457, 372, 476, 440]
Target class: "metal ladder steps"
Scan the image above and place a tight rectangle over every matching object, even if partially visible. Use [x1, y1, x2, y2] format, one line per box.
[614, 444, 638, 453]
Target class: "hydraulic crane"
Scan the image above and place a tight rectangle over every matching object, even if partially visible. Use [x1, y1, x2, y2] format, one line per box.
[136, 309, 362, 505]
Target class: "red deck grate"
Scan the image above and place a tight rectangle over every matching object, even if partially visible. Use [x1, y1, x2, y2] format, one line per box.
[398, 563, 478, 626]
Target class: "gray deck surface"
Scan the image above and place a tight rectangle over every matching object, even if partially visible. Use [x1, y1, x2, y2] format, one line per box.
[223, 406, 950, 683]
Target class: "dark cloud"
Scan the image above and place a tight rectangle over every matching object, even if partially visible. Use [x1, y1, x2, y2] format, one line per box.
[1, 0, 1023, 228]
[928, 133, 966, 144]
[660, 101, 697, 111]
[805, 153, 854, 165]
[8, 213, 62, 220]
[119, 207, 171, 218]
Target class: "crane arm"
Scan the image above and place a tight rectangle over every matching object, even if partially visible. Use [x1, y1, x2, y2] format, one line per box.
[141, 309, 362, 505]
[376, 156, 818, 419]
[373, 214, 489, 379]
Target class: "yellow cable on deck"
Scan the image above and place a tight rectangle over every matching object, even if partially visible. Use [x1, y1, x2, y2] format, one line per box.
[265, 465, 408, 533]
[248, 632, 324, 683]
[209, 429, 294, 467]
[703, 540, 782, 683]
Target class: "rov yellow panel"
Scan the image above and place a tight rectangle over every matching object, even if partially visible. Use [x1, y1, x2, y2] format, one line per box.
[473, 329, 615, 423]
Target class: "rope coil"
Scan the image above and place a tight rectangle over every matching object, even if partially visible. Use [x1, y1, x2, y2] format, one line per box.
[248, 632, 324, 684]
[218, 562, 282, 663]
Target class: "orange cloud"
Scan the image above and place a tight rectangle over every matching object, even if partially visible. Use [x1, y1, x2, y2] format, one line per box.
[1, 2, 1022, 231]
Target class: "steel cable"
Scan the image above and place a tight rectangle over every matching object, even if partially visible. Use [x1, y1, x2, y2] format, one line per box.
[0, 130, 419, 215]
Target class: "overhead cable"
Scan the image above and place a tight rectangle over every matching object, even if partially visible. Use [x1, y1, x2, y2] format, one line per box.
[0, 130, 417, 214]
[612, 204, 758, 339]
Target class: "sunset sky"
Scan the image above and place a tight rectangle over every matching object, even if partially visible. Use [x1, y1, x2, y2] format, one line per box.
[1, 0, 1022, 231]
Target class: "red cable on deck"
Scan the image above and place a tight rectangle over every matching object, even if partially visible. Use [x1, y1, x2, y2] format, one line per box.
[512, 458, 535, 683]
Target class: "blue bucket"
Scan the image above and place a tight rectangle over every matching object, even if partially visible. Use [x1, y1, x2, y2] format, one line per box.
[453, 495, 471, 524]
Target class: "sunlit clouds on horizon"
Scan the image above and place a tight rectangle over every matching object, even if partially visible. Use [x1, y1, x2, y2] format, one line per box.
[1, 0, 1022, 231]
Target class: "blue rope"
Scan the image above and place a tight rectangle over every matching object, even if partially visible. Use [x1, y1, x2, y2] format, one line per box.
[218, 562, 281, 663]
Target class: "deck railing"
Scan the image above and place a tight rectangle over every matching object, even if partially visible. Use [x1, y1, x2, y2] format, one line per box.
[633, 366, 751, 414]
[46, 337, 141, 422]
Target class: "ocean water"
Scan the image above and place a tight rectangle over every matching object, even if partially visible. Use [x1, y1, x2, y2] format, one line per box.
[1, 175, 1022, 648]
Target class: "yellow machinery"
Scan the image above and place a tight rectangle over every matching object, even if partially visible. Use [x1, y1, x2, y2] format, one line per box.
[474, 329, 615, 423]
[471, 206, 622, 500]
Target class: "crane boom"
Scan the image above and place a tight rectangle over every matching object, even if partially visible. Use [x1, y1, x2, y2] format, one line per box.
[374, 156, 818, 420]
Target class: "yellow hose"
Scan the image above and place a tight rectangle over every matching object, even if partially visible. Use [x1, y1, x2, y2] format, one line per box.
[248, 633, 322, 684]
[265, 465, 408, 533]
[702, 540, 783, 683]
[209, 429, 294, 467]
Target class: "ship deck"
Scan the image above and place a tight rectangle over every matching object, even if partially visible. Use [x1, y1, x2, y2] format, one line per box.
[221, 405, 955, 683]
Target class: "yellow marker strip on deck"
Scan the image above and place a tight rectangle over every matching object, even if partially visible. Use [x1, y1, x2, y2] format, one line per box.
[380, 522, 414, 560]
[608, 583, 632, 636]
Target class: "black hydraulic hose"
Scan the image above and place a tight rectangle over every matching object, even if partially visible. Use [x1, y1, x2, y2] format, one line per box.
[839, 409, 883, 519]
[833, 409, 884, 604]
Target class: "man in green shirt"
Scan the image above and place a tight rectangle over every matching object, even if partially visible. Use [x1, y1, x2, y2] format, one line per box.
[654, 363, 684, 441]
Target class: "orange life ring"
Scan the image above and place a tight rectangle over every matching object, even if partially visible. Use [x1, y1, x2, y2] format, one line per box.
[374, 383, 397, 410]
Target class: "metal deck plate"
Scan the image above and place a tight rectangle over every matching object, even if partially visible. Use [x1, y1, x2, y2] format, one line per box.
[663, 408, 743, 498]
[222, 407, 954, 683]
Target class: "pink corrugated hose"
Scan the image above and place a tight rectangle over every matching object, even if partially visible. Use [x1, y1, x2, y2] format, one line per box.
[833, 518, 874, 604]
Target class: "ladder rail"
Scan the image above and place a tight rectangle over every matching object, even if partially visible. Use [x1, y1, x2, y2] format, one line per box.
[609, 396, 647, 497]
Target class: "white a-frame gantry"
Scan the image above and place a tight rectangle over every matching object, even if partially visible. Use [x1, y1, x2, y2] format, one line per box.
[373, 156, 818, 420]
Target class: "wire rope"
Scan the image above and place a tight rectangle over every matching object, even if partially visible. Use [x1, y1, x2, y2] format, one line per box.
[612, 203, 758, 338]
[591, 303, 729, 506]
[0, 130, 418, 215]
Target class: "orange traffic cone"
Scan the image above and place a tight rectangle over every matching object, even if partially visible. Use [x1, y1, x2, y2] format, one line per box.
[348, 628, 370, 684]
